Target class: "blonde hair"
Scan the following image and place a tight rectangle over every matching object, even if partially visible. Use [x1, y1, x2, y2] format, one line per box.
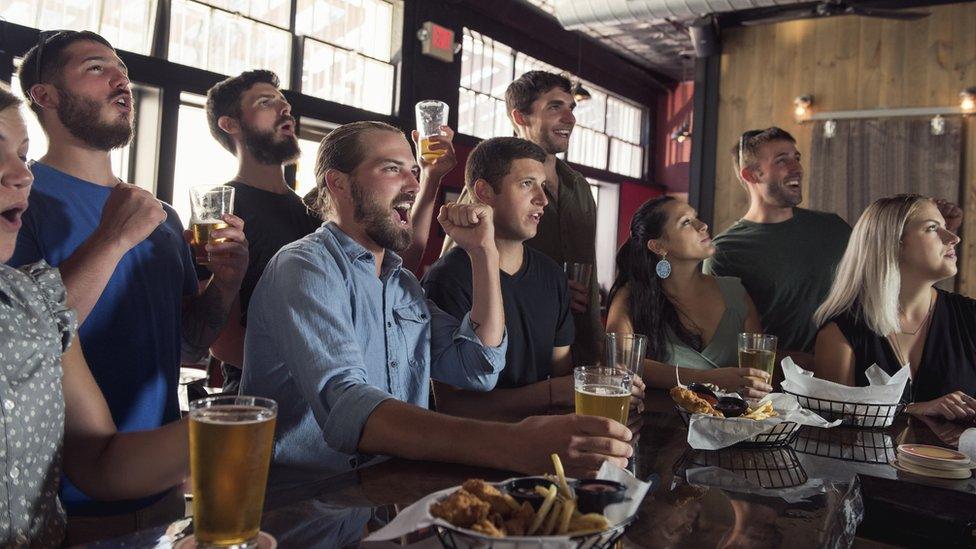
[814, 194, 931, 336]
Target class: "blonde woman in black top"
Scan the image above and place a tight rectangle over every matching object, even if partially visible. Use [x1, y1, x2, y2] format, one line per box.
[813, 194, 976, 421]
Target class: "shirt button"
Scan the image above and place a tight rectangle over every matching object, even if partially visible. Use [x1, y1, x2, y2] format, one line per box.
[387, 321, 393, 328]
[10, 467, 19, 478]
[390, 361, 398, 368]
[3, 399, 13, 411]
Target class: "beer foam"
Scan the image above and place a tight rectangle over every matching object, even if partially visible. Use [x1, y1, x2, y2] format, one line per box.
[191, 405, 275, 425]
[577, 385, 630, 398]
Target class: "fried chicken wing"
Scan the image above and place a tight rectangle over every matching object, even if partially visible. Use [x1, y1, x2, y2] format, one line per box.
[430, 489, 490, 528]
[461, 479, 517, 516]
[670, 386, 723, 417]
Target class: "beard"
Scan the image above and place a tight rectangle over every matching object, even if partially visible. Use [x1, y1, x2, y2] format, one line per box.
[350, 178, 412, 252]
[536, 129, 569, 155]
[765, 180, 802, 207]
[241, 120, 301, 165]
[56, 87, 132, 150]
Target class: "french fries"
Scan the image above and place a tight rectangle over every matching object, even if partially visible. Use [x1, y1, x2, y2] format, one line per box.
[431, 455, 618, 538]
[743, 400, 778, 420]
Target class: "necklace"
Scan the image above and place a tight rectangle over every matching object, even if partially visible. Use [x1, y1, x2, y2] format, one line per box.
[899, 290, 935, 335]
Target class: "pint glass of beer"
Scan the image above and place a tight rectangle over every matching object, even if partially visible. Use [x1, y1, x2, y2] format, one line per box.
[189, 395, 276, 548]
[415, 100, 449, 162]
[574, 366, 632, 425]
[189, 185, 235, 265]
[605, 332, 647, 378]
[738, 333, 777, 382]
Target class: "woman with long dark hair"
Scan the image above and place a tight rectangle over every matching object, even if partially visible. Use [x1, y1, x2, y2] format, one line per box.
[606, 196, 771, 398]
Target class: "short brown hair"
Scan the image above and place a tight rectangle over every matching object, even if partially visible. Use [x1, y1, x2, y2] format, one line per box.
[730, 127, 796, 178]
[505, 71, 572, 124]
[206, 70, 280, 154]
[465, 137, 547, 194]
[313, 121, 402, 216]
[18, 31, 115, 116]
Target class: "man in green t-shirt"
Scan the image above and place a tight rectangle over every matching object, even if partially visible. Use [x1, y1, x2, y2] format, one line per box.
[704, 127, 961, 364]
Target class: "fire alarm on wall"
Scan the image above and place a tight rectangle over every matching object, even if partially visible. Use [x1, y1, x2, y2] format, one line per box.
[417, 21, 456, 63]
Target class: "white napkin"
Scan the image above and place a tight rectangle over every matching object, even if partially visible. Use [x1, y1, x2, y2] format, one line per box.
[779, 358, 908, 427]
[364, 461, 651, 545]
[686, 393, 840, 450]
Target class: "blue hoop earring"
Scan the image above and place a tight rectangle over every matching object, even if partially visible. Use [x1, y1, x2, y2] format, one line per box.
[655, 253, 672, 279]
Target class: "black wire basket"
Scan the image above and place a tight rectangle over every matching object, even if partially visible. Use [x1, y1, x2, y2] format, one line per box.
[675, 408, 801, 448]
[783, 391, 902, 429]
[433, 515, 635, 549]
[672, 446, 809, 489]
[792, 425, 897, 464]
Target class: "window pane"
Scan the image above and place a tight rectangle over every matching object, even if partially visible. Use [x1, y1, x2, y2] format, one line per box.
[302, 39, 393, 115]
[610, 139, 642, 178]
[574, 86, 606, 131]
[473, 93, 495, 140]
[294, 138, 320, 198]
[607, 97, 642, 143]
[296, 0, 393, 63]
[173, 100, 238, 226]
[169, 0, 291, 82]
[3, 0, 156, 55]
[489, 41, 513, 99]
[458, 88, 476, 136]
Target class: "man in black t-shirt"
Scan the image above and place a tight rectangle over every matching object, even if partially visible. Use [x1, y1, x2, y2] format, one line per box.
[423, 137, 575, 419]
[204, 70, 319, 392]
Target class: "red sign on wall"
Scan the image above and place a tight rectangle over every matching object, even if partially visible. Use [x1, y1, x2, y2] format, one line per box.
[421, 21, 455, 63]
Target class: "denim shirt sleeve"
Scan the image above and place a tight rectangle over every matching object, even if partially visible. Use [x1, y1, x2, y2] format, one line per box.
[255, 248, 393, 455]
[427, 298, 507, 391]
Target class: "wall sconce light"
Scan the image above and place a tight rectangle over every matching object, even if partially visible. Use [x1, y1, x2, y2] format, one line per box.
[671, 120, 691, 143]
[572, 82, 592, 102]
[794, 94, 813, 118]
[961, 87, 976, 112]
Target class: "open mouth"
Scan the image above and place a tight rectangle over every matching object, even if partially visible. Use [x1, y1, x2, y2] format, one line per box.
[278, 121, 295, 135]
[528, 211, 543, 223]
[784, 178, 802, 190]
[393, 202, 413, 225]
[945, 249, 957, 259]
[0, 203, 26, 230]
[112, 94, 132, 112]
[553, 129, 571, 139]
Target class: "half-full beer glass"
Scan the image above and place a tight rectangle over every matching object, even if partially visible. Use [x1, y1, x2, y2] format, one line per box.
[574, 366, 632, 425]
[189, 185, 235, 265]
[415, 100, 449, 162]
[189, 396, 276, 548]
[738, 333, 777, 382]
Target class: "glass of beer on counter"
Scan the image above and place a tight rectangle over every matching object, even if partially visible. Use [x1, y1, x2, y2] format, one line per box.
[574, 366, 632, 425]
[189, 395, 277, 548]
[189, 185, 235, 265]
[738, 333, 777, 382]
[415, 100, 449, 162]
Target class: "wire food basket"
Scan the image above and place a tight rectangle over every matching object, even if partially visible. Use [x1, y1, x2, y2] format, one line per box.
[433, 515, 635, 549]
[783, 391, 902, 429]
[673, 446, 809, 489]
[792, 426, 897, 464]
[675, 408, 801, 448]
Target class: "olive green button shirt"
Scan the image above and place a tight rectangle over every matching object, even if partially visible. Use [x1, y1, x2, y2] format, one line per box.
[440, 158, 603, 364]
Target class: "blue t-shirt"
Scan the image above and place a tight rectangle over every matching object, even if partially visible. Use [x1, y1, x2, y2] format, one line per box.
[9, 162, 198, 516]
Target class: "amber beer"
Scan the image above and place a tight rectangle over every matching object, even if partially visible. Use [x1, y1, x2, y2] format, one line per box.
[189, 396, 276, 547]
[574, 366, 632, 425]
[190, 221, 229, 265]
[419, 136, 446, 163]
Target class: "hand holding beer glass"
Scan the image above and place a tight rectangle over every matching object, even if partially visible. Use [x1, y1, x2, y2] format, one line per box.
[415, 100, 449, 163]
[189, 185, 235, 265]
[189, 396, 276, 548]
[738, 333, 777, 385]
[574, 366, 632, 425]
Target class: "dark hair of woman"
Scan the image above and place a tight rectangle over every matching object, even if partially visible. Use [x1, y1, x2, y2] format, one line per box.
[608, 196, 703, 361]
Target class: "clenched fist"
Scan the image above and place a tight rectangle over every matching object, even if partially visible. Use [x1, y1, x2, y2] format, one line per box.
[98, 183, 167, 253]
[438, 202, 495, 253]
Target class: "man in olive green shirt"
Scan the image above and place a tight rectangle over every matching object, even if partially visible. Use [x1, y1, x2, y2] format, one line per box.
[442, 71, 602, 363]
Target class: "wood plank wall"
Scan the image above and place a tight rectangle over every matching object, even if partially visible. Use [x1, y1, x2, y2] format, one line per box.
[714, 2, 976, 296]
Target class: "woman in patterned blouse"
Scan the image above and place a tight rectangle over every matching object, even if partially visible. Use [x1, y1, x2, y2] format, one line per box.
[0, 86, 189, 546]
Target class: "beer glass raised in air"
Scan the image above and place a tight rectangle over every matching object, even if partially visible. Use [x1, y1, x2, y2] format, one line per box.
[189, 395, 276, 548]
[189, 185, 235, 265]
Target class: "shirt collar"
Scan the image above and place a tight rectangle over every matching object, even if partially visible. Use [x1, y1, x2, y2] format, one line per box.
[324, 221, 404, 276]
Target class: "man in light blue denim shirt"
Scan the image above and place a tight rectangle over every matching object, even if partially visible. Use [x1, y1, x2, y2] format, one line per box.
[242, 121, 634, 480]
